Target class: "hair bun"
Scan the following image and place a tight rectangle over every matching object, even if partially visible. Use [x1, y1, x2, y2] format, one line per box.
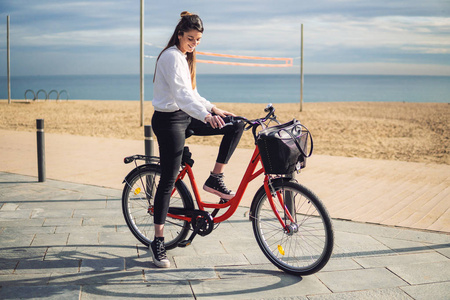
[180, 11, 192, 17]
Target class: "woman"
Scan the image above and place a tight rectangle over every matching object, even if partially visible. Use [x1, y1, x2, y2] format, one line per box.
[151, 11, 244, 268]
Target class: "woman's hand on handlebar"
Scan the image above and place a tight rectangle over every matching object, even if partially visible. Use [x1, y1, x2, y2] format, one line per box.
[205, 106, 237, 129]
[204, 114, 225, 129]
[212, 106, 236, 118]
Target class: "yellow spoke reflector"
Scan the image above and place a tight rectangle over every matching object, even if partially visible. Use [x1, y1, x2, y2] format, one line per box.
[134, 188, 141, 195]
[277, 245, 285, 255]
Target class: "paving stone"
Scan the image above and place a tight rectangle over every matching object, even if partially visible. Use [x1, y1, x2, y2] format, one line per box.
[98, 232, 138, 245]
[395, 229, 450, 245]
[15, 259, 80, 275]
[400, 281, 450, 300]
[72, 208, 121, 219]
[0, 247, 46, 261]
[174, 253, 250, 268]
[388, 260, 450, 285]
[0, 233, 35, 247]
[144, 267, 218, 281]
[214, 264, 280, 279]
[67, 232, 100, 246]
[428, 243, 450, 258]
[0, 209, 32, 219]
[0, 203, 19, 211]
[191, 274, 329, 299]
[83, 217, 121, 226]
[48, 270, 144, 286]
[105, 199, 122, 209]
[371, 235, 434, 254]
[0, 218, 45, 227]
[80, 282, 194, 299]
[242, 249, 272, 265]
[43, 217, 83, 227]
[0, 284, 80, 299]
[0, 259, 19, 274]
[2, 225, 56, 235]
[320, 258, 362, 272]
[124, 257, 151, 271]
[354, 251, 448, 268]
[55, 225, 116, 234]
[333, 231, 395, 258]
[31, 233, 69, 247]
[45, 245, 138, 261]
[0, 273, 51, 286]
[31, 208, 74, 219]
[307, 287, 412, 300]
[80, 258, 125, 272]
[316, 268, 407, 293]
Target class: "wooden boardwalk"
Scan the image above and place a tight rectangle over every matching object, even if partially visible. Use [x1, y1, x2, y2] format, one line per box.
[300, 156, 449, 232]
[1, 129, 449, 233]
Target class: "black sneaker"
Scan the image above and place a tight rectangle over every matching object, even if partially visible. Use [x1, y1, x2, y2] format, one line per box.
[203, 172, 235, 200]
[150, 237, 170, 268]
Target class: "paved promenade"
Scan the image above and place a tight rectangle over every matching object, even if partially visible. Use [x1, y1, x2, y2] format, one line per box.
[0, 129, 449, 298]
[0, 172, 449, 299]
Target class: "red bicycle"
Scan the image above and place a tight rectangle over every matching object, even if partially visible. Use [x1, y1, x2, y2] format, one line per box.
[122, 104, 334, 275]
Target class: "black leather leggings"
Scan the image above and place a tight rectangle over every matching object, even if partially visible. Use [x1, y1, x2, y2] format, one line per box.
[151, 110, 244, 225]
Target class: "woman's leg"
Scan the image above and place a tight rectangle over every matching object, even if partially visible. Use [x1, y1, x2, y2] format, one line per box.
[187, 117, 245, 199]
[187, 116, 245, 164]
[150, 111, 190, 268]
[152, 111, 190, 231]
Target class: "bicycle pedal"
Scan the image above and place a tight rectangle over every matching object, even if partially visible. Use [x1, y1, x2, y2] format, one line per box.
[178, 240, 192, 247]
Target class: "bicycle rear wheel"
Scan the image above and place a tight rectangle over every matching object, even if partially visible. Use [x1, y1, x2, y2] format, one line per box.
[251, 180, 333, 276]
[122, 164, 193, 249]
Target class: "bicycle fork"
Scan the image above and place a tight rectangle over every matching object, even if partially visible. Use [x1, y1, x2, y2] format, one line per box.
[263, 177, 297, 234]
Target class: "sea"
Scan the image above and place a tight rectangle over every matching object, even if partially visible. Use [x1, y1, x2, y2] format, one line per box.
[1, 74, 449, 103]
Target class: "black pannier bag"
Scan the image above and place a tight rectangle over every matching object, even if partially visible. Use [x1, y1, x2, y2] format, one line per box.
[256, 119, 313, 174]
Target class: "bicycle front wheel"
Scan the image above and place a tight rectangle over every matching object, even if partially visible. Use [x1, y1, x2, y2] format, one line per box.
[122, 164, 193, 249]
[251, 180, 334, 276]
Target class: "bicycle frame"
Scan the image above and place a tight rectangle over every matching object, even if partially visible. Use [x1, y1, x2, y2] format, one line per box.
[168, 146, 295, 228]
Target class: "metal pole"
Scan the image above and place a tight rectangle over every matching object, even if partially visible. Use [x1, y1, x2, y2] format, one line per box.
[36, 119, 46, 182]
[7, 16, 11, 104]
[144, 125, 154, 161]
[300, 23, 304, 112]
[144, 125, 154, 197]
[139, 0, 144, 126]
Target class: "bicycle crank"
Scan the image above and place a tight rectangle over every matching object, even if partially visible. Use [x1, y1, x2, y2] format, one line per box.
[168, 208, 214, 247]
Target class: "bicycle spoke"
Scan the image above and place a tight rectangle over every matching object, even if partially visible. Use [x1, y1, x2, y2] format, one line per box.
[252, 181, 333, 275]
[122, 166, 192, 249]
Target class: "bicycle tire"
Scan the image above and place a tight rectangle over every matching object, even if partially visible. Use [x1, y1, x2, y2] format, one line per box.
[251, 180, 334, 276]
[122, 164, 193, 249]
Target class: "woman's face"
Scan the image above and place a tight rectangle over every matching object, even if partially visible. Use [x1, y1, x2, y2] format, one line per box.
[177, 29, 202, 54]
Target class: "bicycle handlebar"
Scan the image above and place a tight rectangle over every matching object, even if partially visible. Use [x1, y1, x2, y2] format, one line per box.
[227, 103, 278, 141]
[233, 103, 276, 125]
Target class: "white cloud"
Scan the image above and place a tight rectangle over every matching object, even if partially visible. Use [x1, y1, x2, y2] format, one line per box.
[1, 0, 449, 75]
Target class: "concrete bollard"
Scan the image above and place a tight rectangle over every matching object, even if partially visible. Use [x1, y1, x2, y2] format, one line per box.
[36, 119, 46, 182]
[144, 125, 154, 163]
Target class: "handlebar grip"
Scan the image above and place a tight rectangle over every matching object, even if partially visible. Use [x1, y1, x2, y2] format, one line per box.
[264, 103, 273, 112]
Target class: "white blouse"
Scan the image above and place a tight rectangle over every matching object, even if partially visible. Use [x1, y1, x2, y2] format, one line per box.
[152, 45, 214, 122]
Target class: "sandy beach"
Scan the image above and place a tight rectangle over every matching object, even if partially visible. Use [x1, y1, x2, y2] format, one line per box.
[1, 100, 449, 165]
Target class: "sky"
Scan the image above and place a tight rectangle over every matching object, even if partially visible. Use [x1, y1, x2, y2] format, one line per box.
[1, 0, 449, 76]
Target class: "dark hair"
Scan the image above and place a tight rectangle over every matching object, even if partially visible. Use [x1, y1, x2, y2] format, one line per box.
[154, 11, 204, 89]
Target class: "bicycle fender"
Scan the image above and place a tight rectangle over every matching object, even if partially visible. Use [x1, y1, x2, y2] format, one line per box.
[249, 177, 292, 221]
[122, 164, 195, 210]
[122, 164, 160, 185]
